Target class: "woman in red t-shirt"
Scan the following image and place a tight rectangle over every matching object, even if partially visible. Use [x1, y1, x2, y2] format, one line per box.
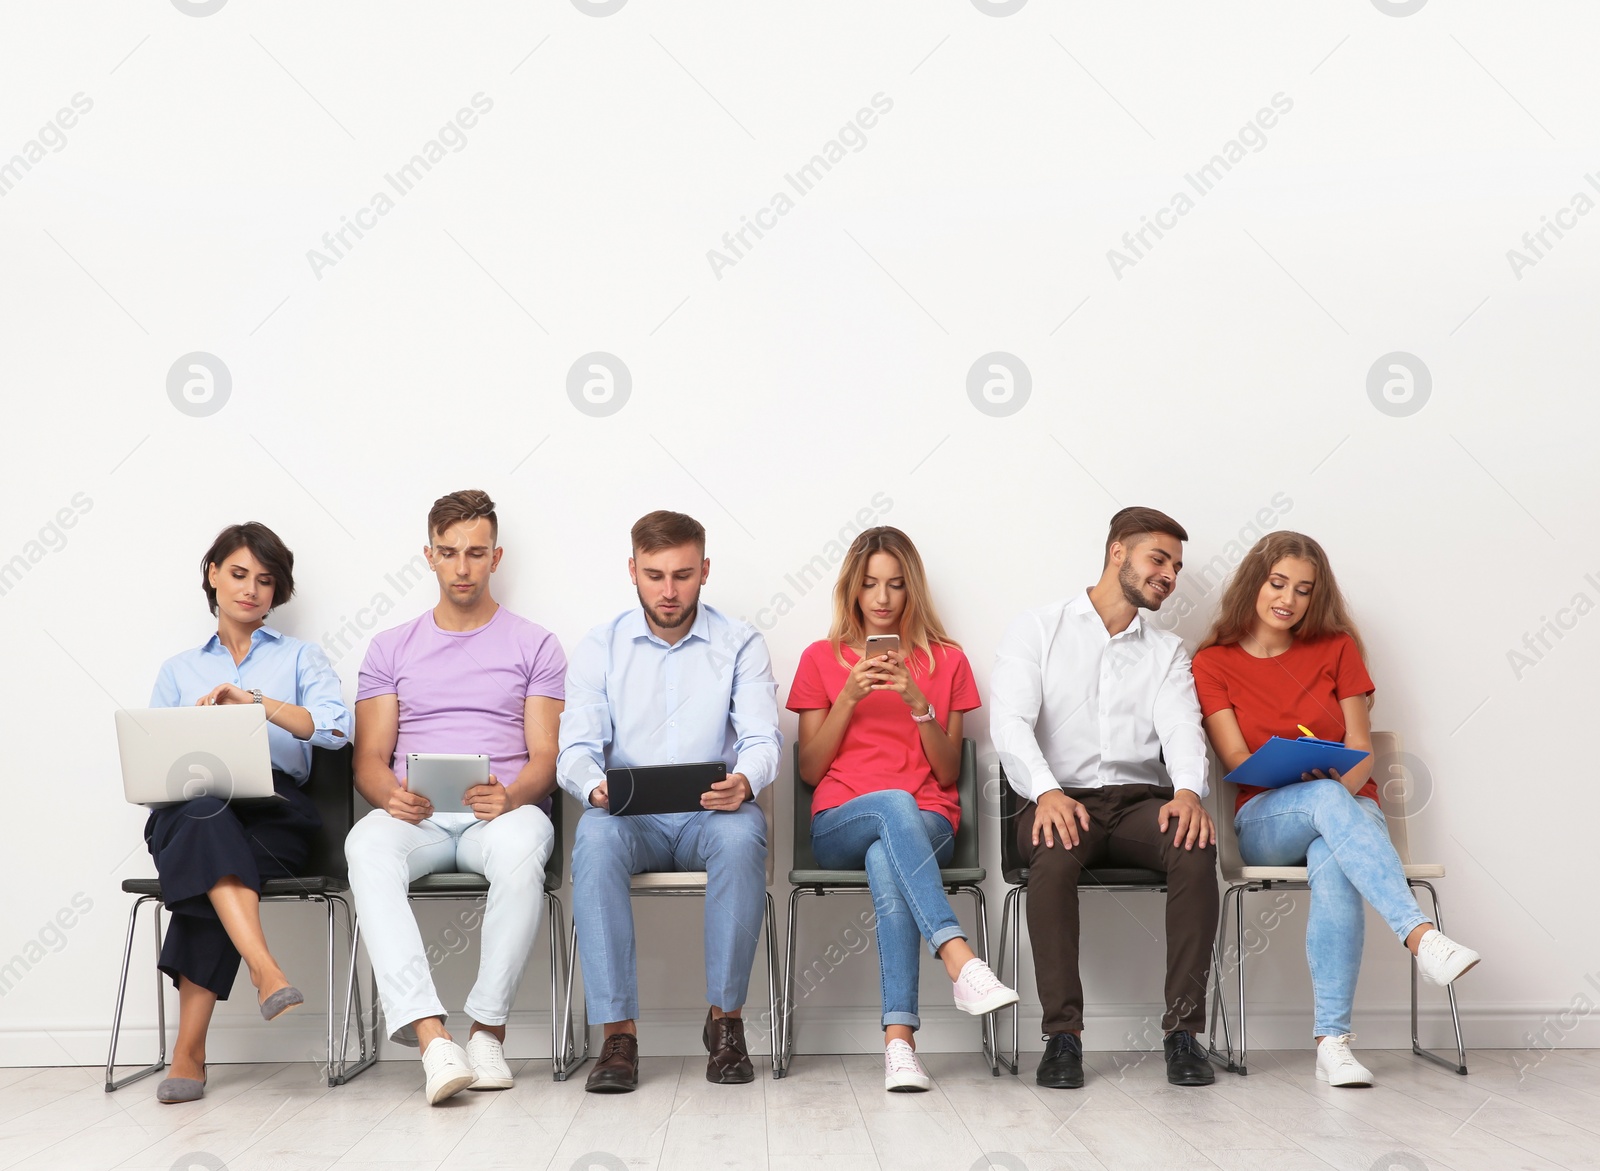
[787, 526, 1017, 1092]
[1193, 531, 1480, 1088]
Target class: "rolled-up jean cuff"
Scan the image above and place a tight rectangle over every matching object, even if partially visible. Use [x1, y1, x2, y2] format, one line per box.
[883, 1011, 921, 1031]
[928, 925, 966, 958]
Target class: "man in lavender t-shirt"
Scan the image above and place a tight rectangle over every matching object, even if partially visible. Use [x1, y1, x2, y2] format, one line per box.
[346, 491, 566, 1105]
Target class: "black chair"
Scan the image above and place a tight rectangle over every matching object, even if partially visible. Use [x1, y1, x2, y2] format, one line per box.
[398, 792, 584, 1081]
[779, 739, 997, 1077]
[993, 770, 1222, 1076]
[105, 744, 376, 1091]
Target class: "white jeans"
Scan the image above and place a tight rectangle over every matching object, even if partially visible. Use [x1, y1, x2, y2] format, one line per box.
[346, 805, 554, 1043]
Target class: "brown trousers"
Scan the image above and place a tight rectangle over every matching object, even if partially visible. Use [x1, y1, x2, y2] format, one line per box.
[1019, 785, 1218, 1036]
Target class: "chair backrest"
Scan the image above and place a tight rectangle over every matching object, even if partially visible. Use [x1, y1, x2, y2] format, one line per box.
[790, 739, 978, 871]
[545, 791, 566, 889]
[1369, 730, 1412, 866]
[1213, 730, 1411, 875]
[302, 744, 355, 878]
[997, 763, 1025, 881]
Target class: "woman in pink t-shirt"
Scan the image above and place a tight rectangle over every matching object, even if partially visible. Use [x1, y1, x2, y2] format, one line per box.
[787, 527, 1017, 1092]
[1194, 531, 1481, 1088]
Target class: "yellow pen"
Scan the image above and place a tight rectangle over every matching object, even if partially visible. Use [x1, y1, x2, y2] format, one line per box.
[1297, 724, 1316, 739]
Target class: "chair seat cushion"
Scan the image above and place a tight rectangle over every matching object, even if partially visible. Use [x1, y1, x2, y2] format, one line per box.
[630, 871, 710, 891]
[406, 872, 564, 894]
[1226, 862, 1447, 884]
[121, 876, 350, 897]
[788, 867, 986, 888]
[1000, 868, 1172, 889]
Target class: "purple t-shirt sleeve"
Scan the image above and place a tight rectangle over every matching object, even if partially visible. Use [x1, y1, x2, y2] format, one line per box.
[525, 630, 567, 700]
[356, 629, 397, 702]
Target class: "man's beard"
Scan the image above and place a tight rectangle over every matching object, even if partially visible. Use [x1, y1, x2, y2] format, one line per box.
[638, 588, 696, 630]
[1118, 561, 1166, 611]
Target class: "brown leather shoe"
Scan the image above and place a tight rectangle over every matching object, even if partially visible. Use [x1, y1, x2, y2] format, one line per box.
[585, 1032, 639, 1093]
[703, 1008, 754, 1084]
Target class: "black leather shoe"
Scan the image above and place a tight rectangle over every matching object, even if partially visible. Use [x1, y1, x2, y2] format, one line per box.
[703, 1009, 755, 1084]
[1035, 1032, 1085, 1089]
[1163, 1029, 1215, 1086]
[585, 1032, 639, 1093]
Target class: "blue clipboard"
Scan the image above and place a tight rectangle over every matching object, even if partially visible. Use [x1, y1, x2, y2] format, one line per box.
[1224, 736, 1371, 789]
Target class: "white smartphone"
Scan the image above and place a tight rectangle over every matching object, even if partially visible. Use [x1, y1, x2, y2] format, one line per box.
[864, 634, 901, 662]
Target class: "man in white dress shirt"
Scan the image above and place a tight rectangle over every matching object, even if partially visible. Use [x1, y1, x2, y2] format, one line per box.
[990, 506, 1218, 1089]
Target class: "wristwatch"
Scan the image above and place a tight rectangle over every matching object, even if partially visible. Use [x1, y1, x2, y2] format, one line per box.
[249, 689, 264, 704]
[911, 703, 936, 724]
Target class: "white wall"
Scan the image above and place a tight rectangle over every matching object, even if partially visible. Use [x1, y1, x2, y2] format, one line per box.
[3, 0, 1597, 1070]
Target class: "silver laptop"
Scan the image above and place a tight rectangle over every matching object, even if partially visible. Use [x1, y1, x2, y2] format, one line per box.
[116, 705, 278, 806]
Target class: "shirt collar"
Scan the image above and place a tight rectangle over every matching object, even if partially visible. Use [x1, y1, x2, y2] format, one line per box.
[202, 624, 282, 654]
[624, 603, 711, 648]
[1066, 589, 1143, 638]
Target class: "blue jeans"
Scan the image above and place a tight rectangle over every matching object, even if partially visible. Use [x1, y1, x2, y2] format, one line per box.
[810, 789, 963, 1031]
[572, 803, 767, 1023]
[1235, 779, 1430, 1037]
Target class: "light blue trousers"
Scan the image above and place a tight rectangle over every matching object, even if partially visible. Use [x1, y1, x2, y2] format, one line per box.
[1235, 779, 1430, 1037]
[572, 802, 767, 1023]
[811, 789, 961, 1031]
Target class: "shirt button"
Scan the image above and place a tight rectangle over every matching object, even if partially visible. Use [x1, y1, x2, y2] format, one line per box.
[670, 721, 676, 727]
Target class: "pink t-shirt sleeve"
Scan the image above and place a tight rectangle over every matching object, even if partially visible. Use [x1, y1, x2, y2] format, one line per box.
[947, 648, 981, 713]
[1333, 634, 1375, 701]
[355, 630, 397, 701]
[524, 629, 567, 700]
[1191, 649, 1232, 718]
[785, 643, 832, 712]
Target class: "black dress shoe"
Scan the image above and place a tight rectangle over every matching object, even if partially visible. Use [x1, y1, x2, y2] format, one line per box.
[703, 1009, 755, 1084]
[1163, 1029, 1215, 1086]
[585, 1032, 639, 1093]
[1036, 1032, 1085, 1089]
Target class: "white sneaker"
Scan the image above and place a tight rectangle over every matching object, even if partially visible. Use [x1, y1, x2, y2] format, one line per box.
[422, 1037, 478, 1104]
[466, 1030, 514, 1091]
[1315, 1034, 1374, 1087]
[951, 958, 1020, 1017]
[1415, 929, 1481, 986]
[884, 1039, 931, 1092]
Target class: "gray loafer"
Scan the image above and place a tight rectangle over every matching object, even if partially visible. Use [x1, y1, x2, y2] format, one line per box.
[260, 985, 304, 1021]
[156, 1071, 206, 1104]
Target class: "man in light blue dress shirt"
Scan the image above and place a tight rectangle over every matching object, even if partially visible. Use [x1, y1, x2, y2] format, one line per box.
[558, 511, 781, 1093]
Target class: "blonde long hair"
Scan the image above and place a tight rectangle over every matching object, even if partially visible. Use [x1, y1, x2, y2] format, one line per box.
[828, 527, 958, 673]
[1198, 530, 1367, 661]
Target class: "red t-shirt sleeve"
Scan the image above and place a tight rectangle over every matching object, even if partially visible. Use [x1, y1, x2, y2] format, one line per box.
[785, 642, 832, 712]
[1191, 649, 1232, 719]
[1333, 634, 1376, 702]
[946, 647, 981, 713]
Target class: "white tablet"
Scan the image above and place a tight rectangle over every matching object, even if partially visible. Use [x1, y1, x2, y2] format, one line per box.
[404, 753, 491, 813]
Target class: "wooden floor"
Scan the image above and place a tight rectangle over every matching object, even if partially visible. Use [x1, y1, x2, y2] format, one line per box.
[2, 1047, 1597, 1170]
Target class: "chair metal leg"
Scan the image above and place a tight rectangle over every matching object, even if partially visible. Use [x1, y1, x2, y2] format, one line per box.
[1408, 880, 1469, 1075]
[547, 893, 585, 1082]
[1206, 883, 1245, 1075]
[105, 895, 166, 1092]
[764, 891, 781, 1078]
[965, 885, 998, 1076]
[555, 911, 588, 1081]
[995, 885, 1022, 1075]
[328, 897, 376, 1086]
[777, 887, 809, 1078]
[1232, 885, 1249, 1075]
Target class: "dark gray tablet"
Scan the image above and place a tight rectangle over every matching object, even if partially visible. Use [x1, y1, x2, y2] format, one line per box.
[606, 761, 727, 816]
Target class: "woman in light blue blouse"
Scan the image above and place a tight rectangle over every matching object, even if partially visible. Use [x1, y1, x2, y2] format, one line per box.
[144, 522, 351, 1103]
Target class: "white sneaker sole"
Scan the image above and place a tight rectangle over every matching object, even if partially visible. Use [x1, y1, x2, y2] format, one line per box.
[1316, 1065, 1373, 1087]
[427, 1070, 478, 1104]
[954, 986, 1020, 1017]
[886, 1072, 931, 1092]
[469, 1071, 514, 1091]
[1421, 952, 1480, 987]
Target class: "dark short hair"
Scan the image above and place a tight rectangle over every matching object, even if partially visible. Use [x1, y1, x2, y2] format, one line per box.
[428, 489, 498, 545]
[1104, 506, 1188, 566]
[201, 522, 295, 616]
[631, 510, 706, 555]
